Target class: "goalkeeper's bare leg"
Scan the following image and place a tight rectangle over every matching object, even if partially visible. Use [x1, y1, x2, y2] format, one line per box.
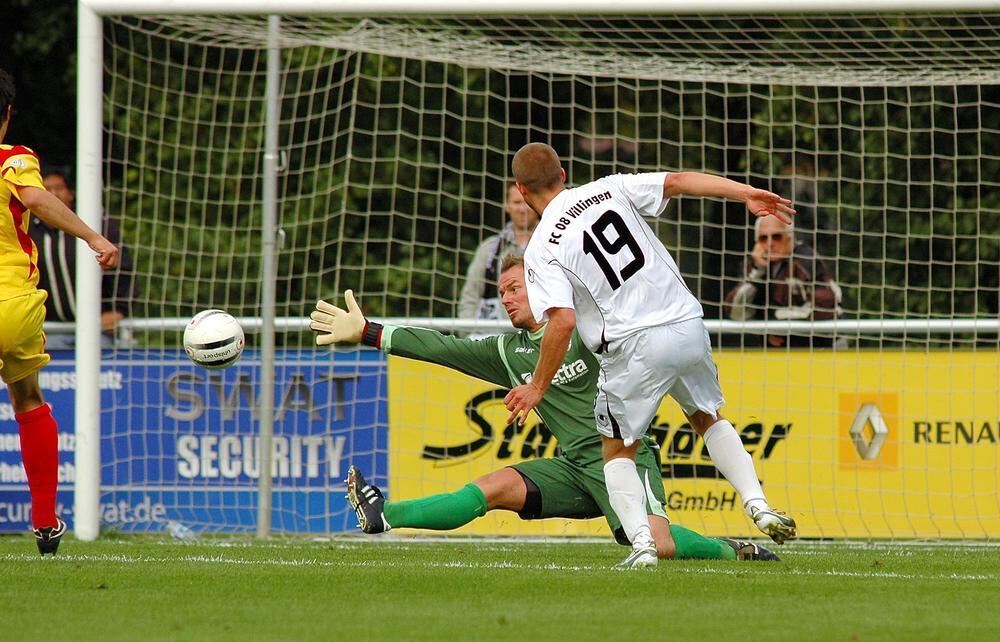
[346, 466, 529, 535]
[686, 410, 797, 544]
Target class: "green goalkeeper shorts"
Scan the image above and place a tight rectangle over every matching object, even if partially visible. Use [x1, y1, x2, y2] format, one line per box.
[510, 442, 668, 545]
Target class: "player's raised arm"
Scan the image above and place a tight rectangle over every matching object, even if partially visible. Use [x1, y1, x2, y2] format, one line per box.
[16, 185, 119, 269]
[662, 171, 795, 224]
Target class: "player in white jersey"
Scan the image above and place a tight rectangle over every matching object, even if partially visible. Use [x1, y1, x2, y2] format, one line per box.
[504, 143, 798, 568]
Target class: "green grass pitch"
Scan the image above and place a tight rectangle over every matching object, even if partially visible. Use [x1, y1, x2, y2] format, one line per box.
[2, 535, 998, 641]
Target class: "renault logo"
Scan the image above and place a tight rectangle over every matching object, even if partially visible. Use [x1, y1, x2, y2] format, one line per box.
[849, 403, 888, 460]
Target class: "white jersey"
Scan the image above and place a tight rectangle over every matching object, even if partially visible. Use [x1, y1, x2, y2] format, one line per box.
[522, 172, 703, 353]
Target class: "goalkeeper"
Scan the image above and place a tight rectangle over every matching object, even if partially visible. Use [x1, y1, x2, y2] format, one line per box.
[310, 256, 777, 561]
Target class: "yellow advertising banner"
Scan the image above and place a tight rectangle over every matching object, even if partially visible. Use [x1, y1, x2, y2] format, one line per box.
[388, 350, 999, 539]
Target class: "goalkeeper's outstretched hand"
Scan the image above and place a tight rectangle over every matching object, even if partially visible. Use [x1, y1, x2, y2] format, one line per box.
[310, 290, 365, 345]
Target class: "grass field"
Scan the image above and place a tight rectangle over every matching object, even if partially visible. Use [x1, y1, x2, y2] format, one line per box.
[2, 535, 998, 641]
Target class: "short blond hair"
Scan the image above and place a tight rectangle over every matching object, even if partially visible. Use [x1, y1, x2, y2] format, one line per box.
[500, 254, 525, 274]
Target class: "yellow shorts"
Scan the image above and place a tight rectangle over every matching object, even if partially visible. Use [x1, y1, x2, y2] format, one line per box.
[0, 289, 51, 384]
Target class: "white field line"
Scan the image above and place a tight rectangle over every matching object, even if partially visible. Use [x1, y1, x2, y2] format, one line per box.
[1, 551, 996, 582]
[213, 535, 1000, 551]
[346, 537, 1000, 551]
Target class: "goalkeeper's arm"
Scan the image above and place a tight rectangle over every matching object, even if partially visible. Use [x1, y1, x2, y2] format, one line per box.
[309, 290, 384, 348]
[309, 292, 510, 386]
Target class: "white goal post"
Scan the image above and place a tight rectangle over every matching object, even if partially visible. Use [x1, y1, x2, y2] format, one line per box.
[71, 0, 1000, 542]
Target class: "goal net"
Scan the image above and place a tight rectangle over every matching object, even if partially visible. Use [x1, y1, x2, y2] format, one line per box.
[69, 8, 1000, 540]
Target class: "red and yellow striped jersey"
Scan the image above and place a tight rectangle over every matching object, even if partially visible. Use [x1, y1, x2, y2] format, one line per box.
[0, 144, 44, 301]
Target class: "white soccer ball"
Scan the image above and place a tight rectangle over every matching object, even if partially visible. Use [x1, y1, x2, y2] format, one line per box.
[183, 310, 245, 369]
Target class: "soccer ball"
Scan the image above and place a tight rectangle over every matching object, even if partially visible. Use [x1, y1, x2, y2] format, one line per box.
[183, 310, 245, 369]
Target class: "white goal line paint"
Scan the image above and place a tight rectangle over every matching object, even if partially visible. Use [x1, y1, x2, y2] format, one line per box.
[317, 535, 1000, 552]
[2, 551, 996, 582]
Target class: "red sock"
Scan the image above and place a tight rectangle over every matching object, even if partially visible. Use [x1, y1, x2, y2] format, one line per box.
[16, 404, 59, 530]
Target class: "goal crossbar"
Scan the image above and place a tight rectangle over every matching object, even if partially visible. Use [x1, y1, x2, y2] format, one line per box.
[80, 0, 1000, 16]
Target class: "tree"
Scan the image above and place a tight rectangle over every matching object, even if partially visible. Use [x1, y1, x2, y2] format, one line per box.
[0, 0, 77, 168]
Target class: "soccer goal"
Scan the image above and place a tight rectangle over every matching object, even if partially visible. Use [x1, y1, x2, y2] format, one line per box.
[63, 0, 999, 541]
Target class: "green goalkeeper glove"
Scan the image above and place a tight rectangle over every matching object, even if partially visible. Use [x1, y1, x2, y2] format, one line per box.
[310, 290, 366, 345]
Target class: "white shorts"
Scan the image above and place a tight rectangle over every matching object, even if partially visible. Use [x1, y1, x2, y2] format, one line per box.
[594, 317, 724, 446]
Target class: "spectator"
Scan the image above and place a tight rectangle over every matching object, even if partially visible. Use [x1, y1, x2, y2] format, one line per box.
[30, 169, 137, 348]
[724, 216, 843, 348]
[458, 182, 539, 326]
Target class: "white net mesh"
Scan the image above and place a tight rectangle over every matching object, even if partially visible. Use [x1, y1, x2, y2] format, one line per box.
[94, 12, 999, 539]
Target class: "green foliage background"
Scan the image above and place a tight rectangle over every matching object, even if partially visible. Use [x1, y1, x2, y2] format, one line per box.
[7, 13, 998, 345]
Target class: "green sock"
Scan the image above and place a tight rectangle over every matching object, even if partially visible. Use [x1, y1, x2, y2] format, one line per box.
[383, 483, 488, 530]
[670, 524, 738, 560]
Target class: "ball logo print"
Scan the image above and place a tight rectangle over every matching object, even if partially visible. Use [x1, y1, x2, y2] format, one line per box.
[183, 310, 245, 369]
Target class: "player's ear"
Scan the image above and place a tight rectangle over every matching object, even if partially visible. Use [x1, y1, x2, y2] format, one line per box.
[560, 167, 567, 184]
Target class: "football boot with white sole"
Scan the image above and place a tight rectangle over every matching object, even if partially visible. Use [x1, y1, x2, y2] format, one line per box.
[613, 538, 658, 570]
[749, 506, 797, 545]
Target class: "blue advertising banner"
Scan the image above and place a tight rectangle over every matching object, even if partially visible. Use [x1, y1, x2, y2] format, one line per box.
[0, 348, 387, 535]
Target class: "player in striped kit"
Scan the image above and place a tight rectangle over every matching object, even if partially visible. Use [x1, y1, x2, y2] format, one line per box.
[503, 143, 797, 568]
[0, 69, 118, 554]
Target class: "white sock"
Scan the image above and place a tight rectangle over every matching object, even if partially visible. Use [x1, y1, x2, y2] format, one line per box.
[702, 420, 768, 514]
[603, 457, 653, 547]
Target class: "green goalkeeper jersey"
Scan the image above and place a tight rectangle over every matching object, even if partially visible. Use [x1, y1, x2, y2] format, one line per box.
[380, 324, 655, 468]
